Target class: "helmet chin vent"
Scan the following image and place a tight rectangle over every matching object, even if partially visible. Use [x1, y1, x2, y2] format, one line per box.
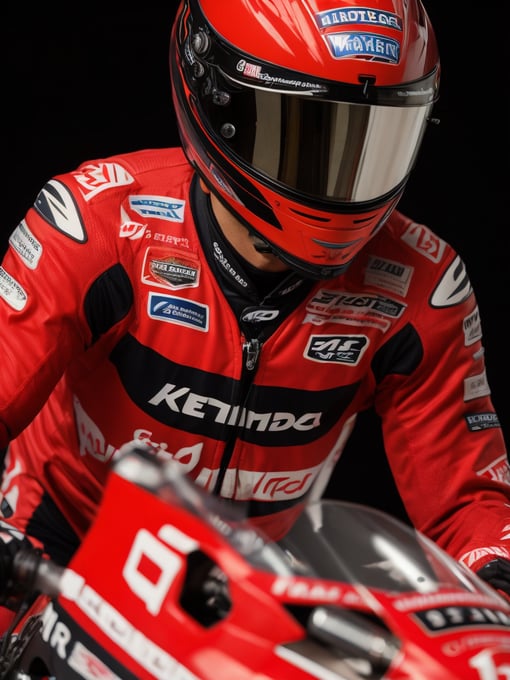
[288, 207, 331, 223]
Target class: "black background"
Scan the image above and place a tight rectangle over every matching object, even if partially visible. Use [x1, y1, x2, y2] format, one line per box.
[6, 3, 509, 519]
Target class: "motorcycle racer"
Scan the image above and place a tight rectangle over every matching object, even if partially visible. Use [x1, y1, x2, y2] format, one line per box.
[0, 0, 509, 630]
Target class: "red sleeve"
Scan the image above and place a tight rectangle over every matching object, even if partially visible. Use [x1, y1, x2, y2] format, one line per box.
[0, 177, 118, 443]
[376, 242, 510, 574]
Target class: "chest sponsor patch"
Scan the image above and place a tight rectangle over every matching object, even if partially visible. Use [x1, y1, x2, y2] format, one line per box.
[142, 246, 200, 290]
[148, 292, 208, 331]
[364, 255, 413, 297]
[305, 334, 369, 365]
[304, 288, 405, 332]
[129, 195, 186, 223]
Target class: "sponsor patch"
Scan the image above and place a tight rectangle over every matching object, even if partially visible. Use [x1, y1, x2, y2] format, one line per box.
[315, 8, 402, 30]
[119, 205, 148, 240]
[0, 267, 27, 311]
[9, 220, 42, 269]
[72, 162, 134, 201]
[35, 179, 87, 242]
[414, 606, 510, 633]
[148, 292, 208, 331]
[129, 195, 185, 223]
[401, 222, 446, 263]
[364, 255, 413, 296]
[463, 307, 482, 345]
[305, 334, 369, 365]
[431, 255, 473, 308]
[464, 370, 491, 401]
[240, 307, 280, 323]
[325, 32, 400, 62]
[465, 412, 501, 432]
[142, 247, 199, 290]
[304, 288, 405, 331]
[476, 454, 510, 484]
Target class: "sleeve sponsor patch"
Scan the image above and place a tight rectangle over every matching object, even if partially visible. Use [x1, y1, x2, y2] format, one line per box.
[0, 267, 27, 311]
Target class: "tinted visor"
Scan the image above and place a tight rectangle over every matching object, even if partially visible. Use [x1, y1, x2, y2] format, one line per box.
[202, 84, 434, 205]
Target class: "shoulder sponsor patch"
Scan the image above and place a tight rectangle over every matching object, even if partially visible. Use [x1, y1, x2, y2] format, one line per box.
[305, 334, 369, 364]
[142, 247, 199, 290]
[148, 292, 208, 331]
[9, 220, 42, 269]
[401, 222, 446, 263]
[430, 256, 473, 308]
[129, 195, 185, 223]
[304, 288, 405, 332]
[35, 179, 87, 243]
[364, 255, 413, 296]
[0, 267, 27, 311]
[72, 162, 134, 201]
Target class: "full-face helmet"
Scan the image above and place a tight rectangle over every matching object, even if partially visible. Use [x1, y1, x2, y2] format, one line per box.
[170, 0, 440, 279]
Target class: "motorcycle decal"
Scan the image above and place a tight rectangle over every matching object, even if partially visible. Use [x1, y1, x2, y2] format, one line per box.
[469, 647, 510, 679]
[39, 601, 138, 679]
[413, 605, 510, 633]
[9, 219, 43, 270]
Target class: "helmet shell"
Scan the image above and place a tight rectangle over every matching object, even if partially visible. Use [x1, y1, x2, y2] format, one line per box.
[170, 0, 440, 278]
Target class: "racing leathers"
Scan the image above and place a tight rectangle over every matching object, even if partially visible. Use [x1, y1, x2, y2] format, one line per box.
[0, 147, 508, 579]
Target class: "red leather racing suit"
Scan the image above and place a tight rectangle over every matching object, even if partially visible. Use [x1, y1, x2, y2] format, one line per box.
[0, 147, 508, 573]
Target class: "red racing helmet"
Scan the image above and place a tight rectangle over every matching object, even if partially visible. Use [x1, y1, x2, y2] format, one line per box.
[170, 0, 440, 279]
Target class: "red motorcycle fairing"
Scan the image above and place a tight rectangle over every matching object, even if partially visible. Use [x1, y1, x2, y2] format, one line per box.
[4, 444, 510, 679]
